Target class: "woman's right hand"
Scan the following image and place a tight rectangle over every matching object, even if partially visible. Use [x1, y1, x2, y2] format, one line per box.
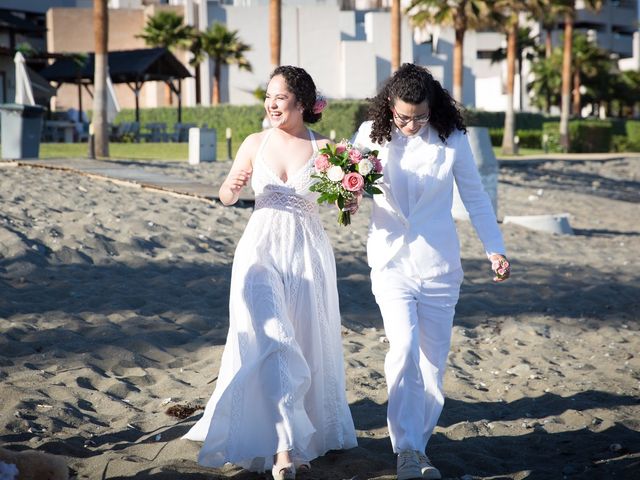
[220, 168, 252, 205]
[226, 169, 252, 193]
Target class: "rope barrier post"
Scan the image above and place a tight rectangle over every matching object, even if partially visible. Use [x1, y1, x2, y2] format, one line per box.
[226, 127, 232, 161]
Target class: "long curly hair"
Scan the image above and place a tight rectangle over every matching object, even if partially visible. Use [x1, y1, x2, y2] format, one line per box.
[368, 63, 466, 144]
[270, 65, 321, 124]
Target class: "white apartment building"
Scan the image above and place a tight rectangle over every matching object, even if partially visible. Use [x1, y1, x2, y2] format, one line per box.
[191, 0, 640, 111]
[2, 0, 638, 112]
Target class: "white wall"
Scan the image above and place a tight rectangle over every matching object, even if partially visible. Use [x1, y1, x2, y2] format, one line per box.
[208, 4, 344, 103]
[340, 41, 377, 98]
[206, 4, 415, 104]
[198, 1, 639, 112]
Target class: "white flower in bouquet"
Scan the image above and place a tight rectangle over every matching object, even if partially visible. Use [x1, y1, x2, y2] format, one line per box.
[327, 165, 345, 182]
[357, 158, 373, 176]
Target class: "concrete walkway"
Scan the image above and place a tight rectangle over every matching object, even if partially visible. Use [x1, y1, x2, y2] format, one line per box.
[4, 157, 255, 203]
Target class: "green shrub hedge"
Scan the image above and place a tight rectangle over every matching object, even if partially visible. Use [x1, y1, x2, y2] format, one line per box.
[488, 128, 543, 149]
[542, 120, 613, 153]
[113, 103, 639, 154]
[626, 120, 640, 151]
[114, 103, 554, 148]
[609, 118, 627, 136]
[464, 110, 558, 130]
[114, 101, 369, 153]
[612, 120, 640, 152]
[542, 122, 561, 152]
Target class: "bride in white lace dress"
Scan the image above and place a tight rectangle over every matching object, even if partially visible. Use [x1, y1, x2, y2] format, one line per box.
[183, 66, 357, 480]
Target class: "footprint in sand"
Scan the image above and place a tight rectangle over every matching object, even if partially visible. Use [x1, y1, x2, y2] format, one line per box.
[76, 376, 97, 390]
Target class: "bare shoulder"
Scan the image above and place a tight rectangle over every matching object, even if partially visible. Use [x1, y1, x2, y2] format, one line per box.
[234, 131, 266, 161]
[230, 131, 265, 170]
[240, 131, 266, 152]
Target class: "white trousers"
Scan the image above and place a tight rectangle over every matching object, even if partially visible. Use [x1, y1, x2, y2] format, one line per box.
[371, 266, 463, 453]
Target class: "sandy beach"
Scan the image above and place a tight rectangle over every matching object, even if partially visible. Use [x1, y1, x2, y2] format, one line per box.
[1, 155, 639, 480]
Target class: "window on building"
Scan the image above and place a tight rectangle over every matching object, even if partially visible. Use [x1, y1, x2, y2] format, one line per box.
[477, 50, 495, 60]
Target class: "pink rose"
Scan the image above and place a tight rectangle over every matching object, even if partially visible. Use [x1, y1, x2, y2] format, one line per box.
[348, 148, 363, 164]
[342, 172, 364, 192]
[314, 153, 330, 172]
[335, 141, 348, 154]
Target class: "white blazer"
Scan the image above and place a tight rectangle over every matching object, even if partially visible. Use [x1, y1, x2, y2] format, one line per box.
[352, 121, 505, 277]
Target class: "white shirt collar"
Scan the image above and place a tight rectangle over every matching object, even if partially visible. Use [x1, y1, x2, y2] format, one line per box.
[392, 123, 429, 142]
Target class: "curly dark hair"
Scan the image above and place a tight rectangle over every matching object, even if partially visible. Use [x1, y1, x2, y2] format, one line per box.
[368, 63, 466, 144]
[270, 65, 322, 124]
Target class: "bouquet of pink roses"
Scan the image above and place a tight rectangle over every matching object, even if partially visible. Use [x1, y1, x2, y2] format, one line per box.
[491, 256, 511, 281]
[310, 139, 383, 226]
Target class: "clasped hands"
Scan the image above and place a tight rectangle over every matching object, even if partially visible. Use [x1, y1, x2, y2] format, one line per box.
[340, 193, 362, 214]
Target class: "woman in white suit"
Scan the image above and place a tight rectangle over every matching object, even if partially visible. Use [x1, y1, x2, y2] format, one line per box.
[351, 64, 511, 480]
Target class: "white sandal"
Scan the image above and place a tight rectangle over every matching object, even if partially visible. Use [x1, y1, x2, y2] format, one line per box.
[272, 462, 295, 480]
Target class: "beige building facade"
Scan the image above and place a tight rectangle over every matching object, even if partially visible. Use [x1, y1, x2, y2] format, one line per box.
[46, 4, 192, 114]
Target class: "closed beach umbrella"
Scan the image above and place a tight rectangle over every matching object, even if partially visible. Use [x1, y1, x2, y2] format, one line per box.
[14, 52, 35, 105]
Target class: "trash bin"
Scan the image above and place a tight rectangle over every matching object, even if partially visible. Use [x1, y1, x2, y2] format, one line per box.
[0, 103, 46, 159]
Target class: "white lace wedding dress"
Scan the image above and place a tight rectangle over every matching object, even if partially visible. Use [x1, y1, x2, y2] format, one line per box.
[183, 128, 357, 470]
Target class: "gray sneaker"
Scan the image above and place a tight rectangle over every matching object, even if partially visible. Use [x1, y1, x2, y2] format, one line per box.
[397, 450, 422, 480]
[416, 452, 442, 479]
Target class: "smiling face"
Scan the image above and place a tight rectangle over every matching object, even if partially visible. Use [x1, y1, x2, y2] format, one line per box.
[391, 98, 430, 136]
[264, 74, 303, 129]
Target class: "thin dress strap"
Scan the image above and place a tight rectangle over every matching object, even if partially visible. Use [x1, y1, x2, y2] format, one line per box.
[256, 128, 274, 163]
[308, 128, 318, 153]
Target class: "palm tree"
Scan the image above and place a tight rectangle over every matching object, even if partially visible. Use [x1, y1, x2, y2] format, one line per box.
[391, 0, 401, 72]
[571, 32, 613, 116]
[270, 0, 281, 69]
[490, 26, 537, 110]
[137, 11, 194, 106]
[492, 1, 532, 154]
[136, 10, 194, 49]
[93, 0, 108, 157]
[502, 8, 519, 154]
[406, 0, 493, 103]
[201, 22, 252, 105]
[556, 0, 602, 151]
[527, 0, 562, 58]
[527, 47, 562, 113]
[188, 30, 205, 105]
[615, 70, 640, 117]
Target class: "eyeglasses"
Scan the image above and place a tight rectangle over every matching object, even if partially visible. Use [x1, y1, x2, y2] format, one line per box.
[391, 108, 430, 127]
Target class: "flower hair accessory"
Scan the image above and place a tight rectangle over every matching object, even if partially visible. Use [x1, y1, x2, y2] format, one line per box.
[313, 94, 327, 114]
